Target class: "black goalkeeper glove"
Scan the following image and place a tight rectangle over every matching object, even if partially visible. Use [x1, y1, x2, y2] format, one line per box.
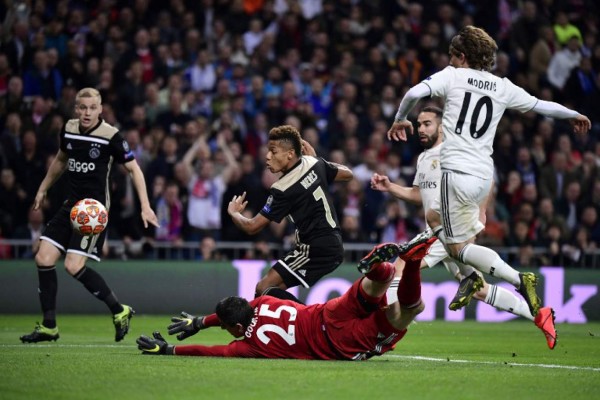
[136, 331, 174, 355]
[168, 311, 206, 341]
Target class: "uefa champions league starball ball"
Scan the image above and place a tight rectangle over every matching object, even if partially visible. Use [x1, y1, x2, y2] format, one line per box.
[70, 198, 108, 236]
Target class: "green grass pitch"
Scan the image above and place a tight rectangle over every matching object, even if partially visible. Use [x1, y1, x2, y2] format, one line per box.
[1, 315, 599, 400]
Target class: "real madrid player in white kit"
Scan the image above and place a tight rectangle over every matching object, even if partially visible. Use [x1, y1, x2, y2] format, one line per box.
[388, 26, 591, 350]
[371, 106, 553, 348]
[21, 88, 159, 343]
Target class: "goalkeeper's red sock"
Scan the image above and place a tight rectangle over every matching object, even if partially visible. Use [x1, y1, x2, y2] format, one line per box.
[397, 259, 421, 308]
[365, 261, 395, 283]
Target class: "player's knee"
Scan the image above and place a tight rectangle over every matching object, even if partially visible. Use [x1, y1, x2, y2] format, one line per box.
[445, 244, 462, 260]
[63, 258, 85, 276]
[255, 280, 269, 298]
[404, 300, 425, 317]
[35, 249, 56, 267]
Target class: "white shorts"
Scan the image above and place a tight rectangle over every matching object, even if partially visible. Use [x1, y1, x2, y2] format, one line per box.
[423, 239, 462, 281]
[423, 240, 448, 268]
[433, 170, 490, 244]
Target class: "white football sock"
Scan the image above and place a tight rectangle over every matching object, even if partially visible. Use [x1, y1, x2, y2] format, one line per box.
[460, 244, 520, 286]
[485, 284, 534, 321]
[386, 277, 400, 304]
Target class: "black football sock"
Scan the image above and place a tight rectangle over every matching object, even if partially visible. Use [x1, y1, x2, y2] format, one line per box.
[74, 266, 123, 314]
[38, 266, 58, 328]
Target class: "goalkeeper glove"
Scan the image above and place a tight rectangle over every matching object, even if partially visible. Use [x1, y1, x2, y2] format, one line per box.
[168, 311, 206, 340]
[136, 331, 174, 355]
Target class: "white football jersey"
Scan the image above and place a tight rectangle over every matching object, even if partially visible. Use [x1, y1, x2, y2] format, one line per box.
[413, 143, 442, 217]
[423, 66, 538, 179]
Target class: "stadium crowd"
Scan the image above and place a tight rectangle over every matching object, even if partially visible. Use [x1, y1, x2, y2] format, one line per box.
[0, 0, 599, 267]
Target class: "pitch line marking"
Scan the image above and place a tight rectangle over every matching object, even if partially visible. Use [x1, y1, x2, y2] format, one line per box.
[386, 354, 600, 372]
[2, 345, 599, 371]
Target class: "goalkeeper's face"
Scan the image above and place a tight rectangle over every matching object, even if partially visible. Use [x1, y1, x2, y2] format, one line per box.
[221, 322, 245, 338]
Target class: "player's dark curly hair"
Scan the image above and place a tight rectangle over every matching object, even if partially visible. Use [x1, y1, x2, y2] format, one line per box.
[216, 296, 254, 328]
[268, 125, 302, 157]
[449, 25, 497, 72]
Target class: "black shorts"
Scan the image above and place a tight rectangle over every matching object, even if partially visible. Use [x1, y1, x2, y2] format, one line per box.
[40, 202, 107, 262]
[273, 232, 344, 288]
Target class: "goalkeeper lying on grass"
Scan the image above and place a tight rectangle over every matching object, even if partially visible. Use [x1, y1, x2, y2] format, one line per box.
[137, 237, 436, 360]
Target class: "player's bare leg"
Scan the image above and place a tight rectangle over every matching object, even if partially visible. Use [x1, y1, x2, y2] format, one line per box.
[255, 268, 287, 297]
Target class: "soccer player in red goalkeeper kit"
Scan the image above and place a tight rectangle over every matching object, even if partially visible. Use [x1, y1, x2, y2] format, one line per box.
[136, 238, 435, 360]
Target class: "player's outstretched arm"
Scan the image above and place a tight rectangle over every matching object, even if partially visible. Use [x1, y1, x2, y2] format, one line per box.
[168, 312, 208, 341]
[371, 173, 422, 205]
[531, 100, 591, 134]
[124, 159, 159, 228]
[227, 191, 270, 235]
[388, 82, 430, 141]
[34, 150, 68, 210]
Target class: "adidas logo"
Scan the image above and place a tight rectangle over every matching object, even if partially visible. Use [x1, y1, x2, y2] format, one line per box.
[298, 269, 307, 277]
[67, 143, 72, 150]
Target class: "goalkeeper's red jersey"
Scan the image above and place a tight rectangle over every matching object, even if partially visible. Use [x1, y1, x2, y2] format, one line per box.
[173, 280, 407, 360]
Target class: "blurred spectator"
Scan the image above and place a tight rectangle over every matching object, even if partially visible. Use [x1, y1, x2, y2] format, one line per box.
[1, 76, 25, 117]
[538, 222, 566, 266]
[3, 19, 31, 75]
[498, 170, 523, 209]
[12, 129, 45, 205]
[556, 180, 583, 232]
[12, 207, 44, 258]
[528, 25, 556, 92]
[515, 146, 538, 185]
[155, 181, 184, 244]
[538, 151, 576, 201]
[145, 136, 179, 187]
[510, 1, 547, 69]
[375, 198, 413, 244]
[553, 11, 582, 47]
[0, 168, 27, 235]
[22, 49, 63, 100]
[579, 205, 600, 247]
[184, 49, 217, 93]
[116, 60, 147, 122]
[181, 133, 238, 241]
[547, 35, 582, 92]
[155, 90, 192, 136]
[199, 236, 223, 261]
[563, 57, 599, 120]
[536, 197, 568, 241]
[1, 112, 23, 168]
[341, 214, 368, 243]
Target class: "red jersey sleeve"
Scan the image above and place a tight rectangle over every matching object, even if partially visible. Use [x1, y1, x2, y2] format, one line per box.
[174, 340, 259, 358]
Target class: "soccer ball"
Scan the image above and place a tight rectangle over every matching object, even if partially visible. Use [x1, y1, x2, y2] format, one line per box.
[70, 198, 108, 236]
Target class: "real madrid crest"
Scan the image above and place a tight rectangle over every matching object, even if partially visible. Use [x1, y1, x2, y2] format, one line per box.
[431, 160, 438, 170]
